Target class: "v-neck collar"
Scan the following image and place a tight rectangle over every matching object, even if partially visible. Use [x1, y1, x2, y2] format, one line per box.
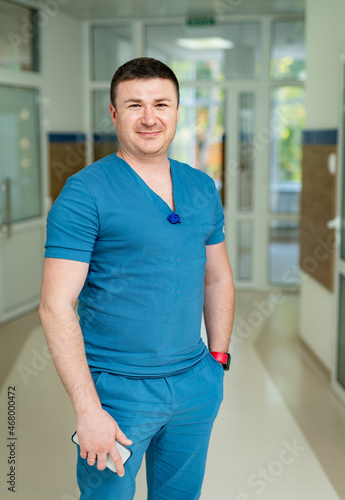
[114, 153, 184, 218]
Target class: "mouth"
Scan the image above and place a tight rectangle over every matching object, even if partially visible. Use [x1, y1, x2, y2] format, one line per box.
[136, 131, 162, 138]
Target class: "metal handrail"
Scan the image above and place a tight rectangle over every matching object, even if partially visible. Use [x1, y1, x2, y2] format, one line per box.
[1, 178, 12, 237]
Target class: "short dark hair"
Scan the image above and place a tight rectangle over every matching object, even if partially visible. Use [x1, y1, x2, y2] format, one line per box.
[110, 57, 180, 109]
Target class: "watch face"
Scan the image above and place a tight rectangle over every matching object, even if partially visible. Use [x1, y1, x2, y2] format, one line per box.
[224, 353, 231, 371]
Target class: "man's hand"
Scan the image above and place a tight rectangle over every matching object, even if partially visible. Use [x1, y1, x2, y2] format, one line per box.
[77, 407, 133, 477]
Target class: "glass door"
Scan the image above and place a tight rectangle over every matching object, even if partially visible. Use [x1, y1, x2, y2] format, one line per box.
[0, 85, 44, 322]
[0, 86, 42, 225]
[224, 85, 263, 288]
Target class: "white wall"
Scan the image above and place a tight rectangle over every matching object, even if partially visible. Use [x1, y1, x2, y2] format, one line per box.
[300, 273, 335, 367]
[300, 0, 345, 370]
[305, 1, 342, 129]
[41, 11, 84, 132]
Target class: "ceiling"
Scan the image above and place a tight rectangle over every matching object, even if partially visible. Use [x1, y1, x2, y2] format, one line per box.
[36, 0, 305, 20]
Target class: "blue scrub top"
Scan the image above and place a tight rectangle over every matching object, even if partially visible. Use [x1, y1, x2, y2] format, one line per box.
[45, 153, 225, 377]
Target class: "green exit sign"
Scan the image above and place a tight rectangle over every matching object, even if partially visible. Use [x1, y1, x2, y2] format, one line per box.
[186, 17, 216, 27]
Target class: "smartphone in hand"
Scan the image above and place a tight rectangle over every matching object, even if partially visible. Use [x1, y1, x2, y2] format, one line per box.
[71, 431, 132, 474]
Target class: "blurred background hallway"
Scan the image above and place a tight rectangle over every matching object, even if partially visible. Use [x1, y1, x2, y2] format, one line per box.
[1, 0, 345, 498]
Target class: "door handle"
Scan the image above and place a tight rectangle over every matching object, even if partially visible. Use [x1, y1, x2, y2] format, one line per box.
[1, 178, 12, 237]
[327, 215, 341, 246]
[327, 215, 341, 231]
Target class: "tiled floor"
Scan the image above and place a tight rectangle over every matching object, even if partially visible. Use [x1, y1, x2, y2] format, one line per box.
[0, 291, 345, 500]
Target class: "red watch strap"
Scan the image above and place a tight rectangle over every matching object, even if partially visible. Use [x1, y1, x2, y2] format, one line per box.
[210, 352, 228, 364]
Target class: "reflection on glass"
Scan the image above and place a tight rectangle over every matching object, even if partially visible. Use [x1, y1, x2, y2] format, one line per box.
[169, 87, 225, 194]
[21, 158, 31, 168]
[0, 86, 41, 223]
[20, 109, 30, 120]
[238, 93, 255, 211]
[146, 22, 260, 81]
[92, 25, 133, 81]
[271, 20, 306, 81]
[21, 138, 30, 149]
[237, 221, 253, 280]
[92, 91, 119, 161]
[270, 86, 305, 214]
[337, 274, 345, 389]
[0, 0, 39, 72]
[269, 220, 300, 285]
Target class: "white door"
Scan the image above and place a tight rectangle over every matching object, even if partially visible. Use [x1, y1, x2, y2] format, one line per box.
[0, 85, 46, 323]
[225, 84, 266, 289]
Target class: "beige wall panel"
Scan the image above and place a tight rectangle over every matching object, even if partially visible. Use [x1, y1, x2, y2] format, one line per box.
[299, 144, 337, 291]
[49, 142, 86, 201]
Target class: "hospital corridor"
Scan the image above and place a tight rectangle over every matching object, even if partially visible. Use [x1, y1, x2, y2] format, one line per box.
[1, 0, 345, 499]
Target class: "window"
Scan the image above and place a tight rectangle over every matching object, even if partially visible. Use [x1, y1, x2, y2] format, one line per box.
[146, 22, 261, 81]
[270, 86, 305, 214]
[0, 0, 39, 72]
[271, 20, 306, 81]
[91, 25, 133, 81]
[268, 19, 305, 287]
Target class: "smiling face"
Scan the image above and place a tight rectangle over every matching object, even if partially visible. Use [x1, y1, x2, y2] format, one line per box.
[109, 78, 180, 161]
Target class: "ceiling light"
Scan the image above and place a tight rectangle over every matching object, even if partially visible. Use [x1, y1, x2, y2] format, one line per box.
[176, 37, 234, 50]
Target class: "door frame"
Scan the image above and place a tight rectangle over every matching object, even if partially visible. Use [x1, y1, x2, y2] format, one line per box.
[331, 63, 345, 406]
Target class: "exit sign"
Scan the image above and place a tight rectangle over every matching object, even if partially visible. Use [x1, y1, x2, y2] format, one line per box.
[186, 17, 216, 27]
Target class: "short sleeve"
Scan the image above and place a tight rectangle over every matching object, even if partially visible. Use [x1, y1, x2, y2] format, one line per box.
[44, 176, 99, 263]
[205, 181, 225, 246]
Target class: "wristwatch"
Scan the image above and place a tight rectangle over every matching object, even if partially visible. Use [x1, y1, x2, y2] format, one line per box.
[210, 351, 231, 371]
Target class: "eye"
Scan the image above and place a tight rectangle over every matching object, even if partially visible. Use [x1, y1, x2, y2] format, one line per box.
[156, 103, 168, 108]
[129, 104, 140, 108]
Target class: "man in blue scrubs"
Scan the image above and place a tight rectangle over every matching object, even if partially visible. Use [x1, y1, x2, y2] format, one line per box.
[40, 58, 235, 500]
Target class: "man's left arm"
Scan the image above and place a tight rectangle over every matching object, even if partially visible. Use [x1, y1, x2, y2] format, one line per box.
[204, 241, 235, 353]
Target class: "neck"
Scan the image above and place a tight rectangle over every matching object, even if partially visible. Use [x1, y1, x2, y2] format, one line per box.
[116, 149, 170, 175]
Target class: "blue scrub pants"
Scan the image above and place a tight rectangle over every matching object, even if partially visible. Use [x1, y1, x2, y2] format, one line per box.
[76, 352, 224, 500]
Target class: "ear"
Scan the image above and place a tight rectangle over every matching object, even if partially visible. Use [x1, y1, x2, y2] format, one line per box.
[109, 103, 117, 127]
[177, 104, 180, 124]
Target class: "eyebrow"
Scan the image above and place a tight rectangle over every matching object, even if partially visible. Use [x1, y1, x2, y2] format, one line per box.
[124, 98, 172, 104]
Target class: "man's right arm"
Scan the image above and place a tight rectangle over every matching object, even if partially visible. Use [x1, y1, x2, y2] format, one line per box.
[39, 257, 132, 476]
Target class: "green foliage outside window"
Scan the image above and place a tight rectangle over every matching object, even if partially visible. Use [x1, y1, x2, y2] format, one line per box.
[274, 86, 305, 182]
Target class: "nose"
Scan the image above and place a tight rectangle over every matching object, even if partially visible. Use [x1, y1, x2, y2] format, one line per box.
[141, 105, 156, 126]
